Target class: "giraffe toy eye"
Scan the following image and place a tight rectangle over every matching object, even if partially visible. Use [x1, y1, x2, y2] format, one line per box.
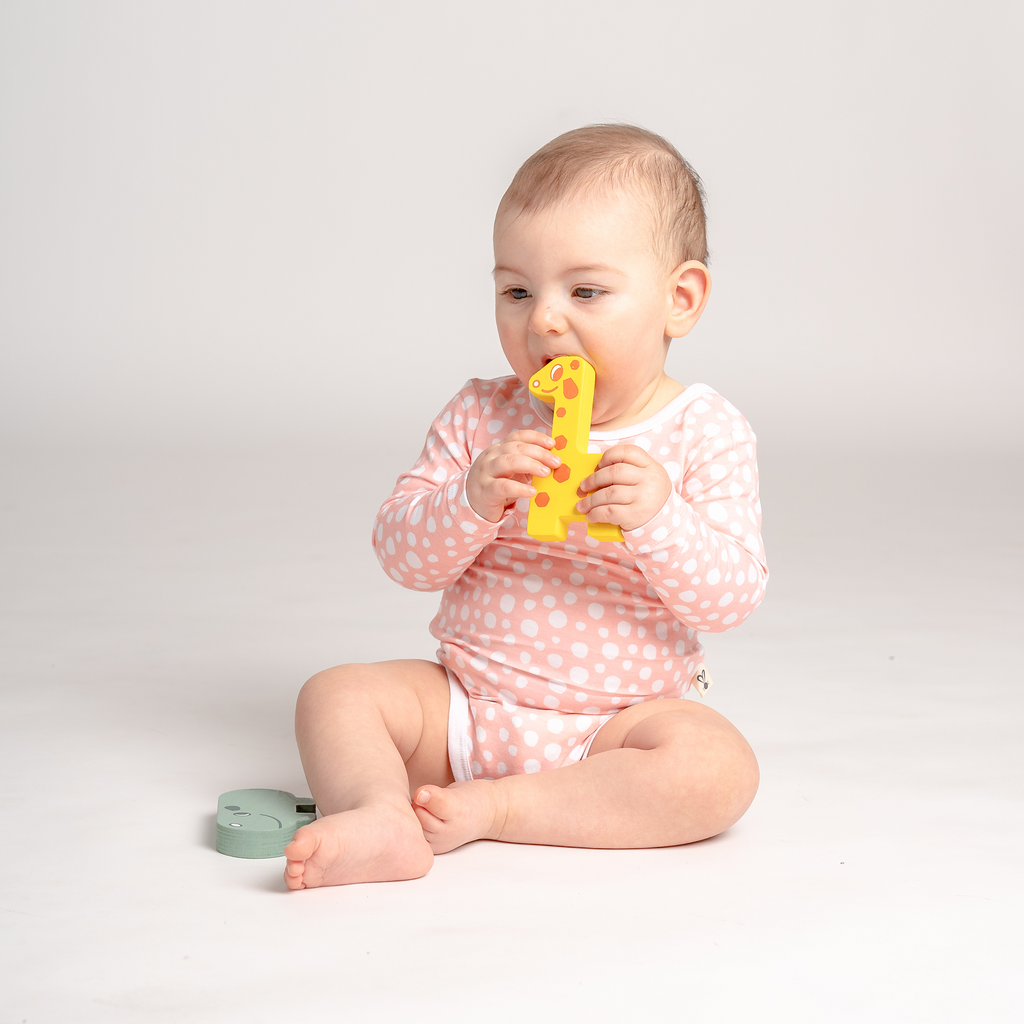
[549, 363, 563, 381]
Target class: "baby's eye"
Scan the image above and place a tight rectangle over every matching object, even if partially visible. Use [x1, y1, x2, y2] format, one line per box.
[573, 287, 602, 299]
[504, 287, 530, 300]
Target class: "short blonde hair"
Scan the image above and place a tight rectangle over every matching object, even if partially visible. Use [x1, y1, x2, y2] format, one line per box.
[497, 124, 708, 266]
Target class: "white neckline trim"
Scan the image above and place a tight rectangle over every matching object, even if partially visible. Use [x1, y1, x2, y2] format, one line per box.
[528, 383, 715, 439]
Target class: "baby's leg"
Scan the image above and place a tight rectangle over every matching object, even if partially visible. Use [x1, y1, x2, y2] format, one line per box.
[413, 699, 758, 852]
[283, 659, 453, 889]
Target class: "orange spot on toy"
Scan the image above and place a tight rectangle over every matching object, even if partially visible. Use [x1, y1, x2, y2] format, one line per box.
[526, 357, 623, 543]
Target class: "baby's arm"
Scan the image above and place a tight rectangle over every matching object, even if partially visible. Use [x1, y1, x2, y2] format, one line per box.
[372, 382, 559, 591]
[581, 397, 767, 634]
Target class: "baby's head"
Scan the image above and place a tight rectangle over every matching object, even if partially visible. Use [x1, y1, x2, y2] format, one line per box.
[493, 125, 712, 429]
[497, 123, 708, 270]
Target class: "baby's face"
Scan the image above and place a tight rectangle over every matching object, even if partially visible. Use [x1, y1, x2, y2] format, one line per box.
[493, 193, 680, 429]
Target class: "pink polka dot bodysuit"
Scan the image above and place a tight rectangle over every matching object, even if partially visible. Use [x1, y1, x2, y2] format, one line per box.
[372, 375, 768, 781]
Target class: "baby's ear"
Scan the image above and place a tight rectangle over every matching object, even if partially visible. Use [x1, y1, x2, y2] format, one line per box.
[666, 261, 711, 339]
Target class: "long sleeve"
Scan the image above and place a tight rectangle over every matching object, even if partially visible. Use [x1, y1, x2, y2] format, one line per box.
[619, 394, 768, 633]
[371, 380, 515, 592]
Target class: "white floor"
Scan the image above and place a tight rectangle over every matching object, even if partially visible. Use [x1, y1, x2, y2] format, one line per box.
[2, 445, 1021, 1022]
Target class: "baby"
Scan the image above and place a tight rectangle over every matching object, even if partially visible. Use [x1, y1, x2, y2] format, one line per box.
[284, 124, 767, 889]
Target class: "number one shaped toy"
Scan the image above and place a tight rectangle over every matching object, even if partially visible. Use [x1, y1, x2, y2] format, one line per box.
[527, 357, 624, 544]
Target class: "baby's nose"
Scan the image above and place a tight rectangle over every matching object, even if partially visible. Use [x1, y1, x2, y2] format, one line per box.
[529, 303, 567, 335]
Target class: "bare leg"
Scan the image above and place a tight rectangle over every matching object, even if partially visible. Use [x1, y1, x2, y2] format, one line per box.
[413, 699, 758, 851]
[283, 660, 453, 889]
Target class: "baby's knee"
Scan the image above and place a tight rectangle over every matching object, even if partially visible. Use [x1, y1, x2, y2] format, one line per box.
[296, 663, 370, 716]
[658, 714, 759, 835]
[728, 740, 760, 816]
[698, 732, 759, 835]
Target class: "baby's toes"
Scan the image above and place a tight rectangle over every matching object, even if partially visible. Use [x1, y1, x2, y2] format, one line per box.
[282, 825, 319, 888]
[412, 783, 491, 854]
[413, 785, 470, 852]
[284, 858, 306, 889]
[284, 824, 317, 861]
[412, 785, 449, 830]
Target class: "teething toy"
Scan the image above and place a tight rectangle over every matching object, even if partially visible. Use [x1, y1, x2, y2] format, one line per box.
[216, 789, 316, 859]
[527, 357, 624, 543]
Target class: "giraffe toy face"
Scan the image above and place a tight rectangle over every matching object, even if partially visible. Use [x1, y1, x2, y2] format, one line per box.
[527, 357, 624, 544]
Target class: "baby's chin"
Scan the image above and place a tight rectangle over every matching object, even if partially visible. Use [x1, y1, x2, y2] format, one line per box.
[589, 404, 618, 429]
[591, 388, 624, 422]
[592, 391, 653, 430]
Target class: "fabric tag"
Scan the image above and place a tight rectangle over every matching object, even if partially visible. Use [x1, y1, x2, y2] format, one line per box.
[689, 664, 714, 699]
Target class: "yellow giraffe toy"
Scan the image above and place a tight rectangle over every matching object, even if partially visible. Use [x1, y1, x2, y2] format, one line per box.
[527, 357, 624, 543]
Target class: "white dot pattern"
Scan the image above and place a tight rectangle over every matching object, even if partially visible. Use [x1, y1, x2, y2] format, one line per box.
[372, 376, 768, 779]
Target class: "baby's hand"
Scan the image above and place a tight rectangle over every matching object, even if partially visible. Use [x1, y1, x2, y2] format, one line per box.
[575, 445, 672, 533]
[467, 430, 561, 524]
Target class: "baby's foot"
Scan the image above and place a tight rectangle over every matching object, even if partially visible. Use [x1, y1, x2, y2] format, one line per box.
[283, 801, 433, 889]
[412, 781, 508, 854]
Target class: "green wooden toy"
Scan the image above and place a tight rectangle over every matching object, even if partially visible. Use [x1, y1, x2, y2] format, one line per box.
[216, 789, 317, 859]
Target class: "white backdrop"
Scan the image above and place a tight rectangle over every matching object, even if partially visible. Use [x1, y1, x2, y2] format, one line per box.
[3, 7, 1023, 1019]
[2, 0, 1021, 459]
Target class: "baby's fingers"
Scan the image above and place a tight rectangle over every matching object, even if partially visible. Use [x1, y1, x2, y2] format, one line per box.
[596, 444, 654, 470]
[578, 461, 644, 496]
[503, 429, 556, 450]
[576, 483, 636, 514]
[581, 501, 632, 525]
[485, 477, 537, 504]
[491, 450, 557, 480]
[492, 436, 561, 473]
